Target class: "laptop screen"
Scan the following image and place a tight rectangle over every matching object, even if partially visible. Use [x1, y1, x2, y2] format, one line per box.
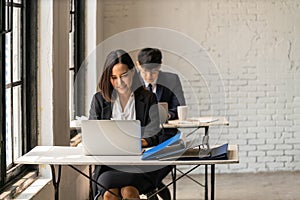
[81, 120, 142, 156]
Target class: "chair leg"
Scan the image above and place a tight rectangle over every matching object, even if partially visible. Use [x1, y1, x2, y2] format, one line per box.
[94, 192, 103, 200]
[157, 182, 171, 200]
[147, 191, 159, 200]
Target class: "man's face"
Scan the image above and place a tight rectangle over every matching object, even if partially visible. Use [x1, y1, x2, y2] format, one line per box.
[139, 65, 160, 84]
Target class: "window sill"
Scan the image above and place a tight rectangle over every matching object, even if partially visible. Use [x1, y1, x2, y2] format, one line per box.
[1, 131, 82, 199]
[0, 171, 38, 200]
[14, 178, 52, 200]
[70, 133, 82, 147]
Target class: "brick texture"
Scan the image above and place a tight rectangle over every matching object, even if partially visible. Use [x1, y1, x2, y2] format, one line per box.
[101, 0, 300, 172]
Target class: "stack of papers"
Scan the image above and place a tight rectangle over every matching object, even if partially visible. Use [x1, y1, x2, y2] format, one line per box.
[167, 117, 219, 125]
[188, 117, 219, 123]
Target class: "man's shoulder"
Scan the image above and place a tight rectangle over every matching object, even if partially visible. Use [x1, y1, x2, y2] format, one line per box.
[159, 71, 179, 78]
[158, 71, 178, 81]
[158, 71, 180, 85]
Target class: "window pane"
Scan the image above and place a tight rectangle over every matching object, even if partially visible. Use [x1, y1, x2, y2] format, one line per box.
[6, 88, 12, 167]
[5, 34, 11, 85]
[69, 0, 75, 121]
[13, 86, 22, 161]
[69, 70, 75, 120]
[12, 7, 21, 83]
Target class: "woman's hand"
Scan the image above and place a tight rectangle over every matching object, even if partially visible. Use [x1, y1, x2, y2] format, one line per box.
[141, 139, 148, 147]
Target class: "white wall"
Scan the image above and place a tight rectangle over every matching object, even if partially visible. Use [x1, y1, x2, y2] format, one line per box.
[99, 0, 300, 173]
[36, 0, 89, 199]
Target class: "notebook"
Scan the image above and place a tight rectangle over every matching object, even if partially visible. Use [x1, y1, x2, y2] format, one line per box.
[81, 120, 142, 156]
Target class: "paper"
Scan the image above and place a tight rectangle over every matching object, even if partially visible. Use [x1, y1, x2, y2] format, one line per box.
[70, 116, 88, 127]
[188, 117, 219, 123]
[167, 120, 195, 125]
[167, 117, 219, 125]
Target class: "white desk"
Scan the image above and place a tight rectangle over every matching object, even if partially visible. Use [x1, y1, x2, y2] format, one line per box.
[16, 145, 238, 200]
[163, 117, 229, 129]
[70, 117, 229, 131]
[163, 117, 229, 148]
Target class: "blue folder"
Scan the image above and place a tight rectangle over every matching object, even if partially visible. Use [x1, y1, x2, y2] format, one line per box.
[142, 132, 185, 160]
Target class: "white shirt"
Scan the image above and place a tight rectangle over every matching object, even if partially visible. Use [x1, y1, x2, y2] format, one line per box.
[145, 82, 157, 94]
[112, 93, 136, 120]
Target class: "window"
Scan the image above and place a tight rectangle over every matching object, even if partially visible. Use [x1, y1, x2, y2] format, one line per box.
[69, 0, 85, 121]
[0, 0, 37, 192]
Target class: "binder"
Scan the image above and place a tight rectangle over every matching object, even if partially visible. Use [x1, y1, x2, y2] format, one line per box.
[142, 132, 228, 160]
[142, 132, 186, 160]
[168, 143, 229, 161]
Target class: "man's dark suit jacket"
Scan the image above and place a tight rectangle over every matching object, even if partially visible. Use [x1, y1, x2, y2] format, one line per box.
[140, 71, 186, 142]
[155, 71, 186, 120]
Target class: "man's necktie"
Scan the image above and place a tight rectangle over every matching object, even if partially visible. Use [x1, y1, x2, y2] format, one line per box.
[147, 84, 153, 92]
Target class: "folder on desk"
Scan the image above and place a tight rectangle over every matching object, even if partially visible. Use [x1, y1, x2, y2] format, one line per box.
[142, 132, 186, 160]
[171, 143, 229, 161]
[209, 143, 228, 159]
[142, 131, 228, 160]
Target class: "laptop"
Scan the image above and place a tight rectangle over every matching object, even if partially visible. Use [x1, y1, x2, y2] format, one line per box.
[81, 120, 142, 156]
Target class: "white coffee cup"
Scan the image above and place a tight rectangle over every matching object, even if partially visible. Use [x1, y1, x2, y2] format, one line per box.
[177, 106, 188, 121]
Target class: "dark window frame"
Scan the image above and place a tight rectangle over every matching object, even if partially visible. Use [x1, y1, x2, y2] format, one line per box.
[0, 0, 37, 192]
[70, 0, 85, 120]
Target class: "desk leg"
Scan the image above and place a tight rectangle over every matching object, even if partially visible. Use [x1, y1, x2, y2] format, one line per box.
[172, 166, 176, 200]
[205, 165, 208, 200]
[205, 127, 209, 136]
[89, 165, 93, 200]
[203, 127, 210, 151]
[211, 164, 215, 200]
[50, 165, 62, 200]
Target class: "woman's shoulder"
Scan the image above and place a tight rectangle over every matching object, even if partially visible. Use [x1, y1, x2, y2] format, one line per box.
[92, 91, 107, 103]
[93, 91, 102, 99]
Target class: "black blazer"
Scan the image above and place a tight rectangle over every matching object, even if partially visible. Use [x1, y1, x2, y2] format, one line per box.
[89, 86, 162, 198]
[88, 86, 161, 147]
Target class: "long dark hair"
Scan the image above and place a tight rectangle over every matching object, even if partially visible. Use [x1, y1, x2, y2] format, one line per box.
[98, 49, 141, 102]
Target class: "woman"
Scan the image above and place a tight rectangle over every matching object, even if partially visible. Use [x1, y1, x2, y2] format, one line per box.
[89, 49, 165, 200]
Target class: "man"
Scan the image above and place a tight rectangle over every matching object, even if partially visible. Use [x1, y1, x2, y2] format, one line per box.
[137, 47, 186, 200]
[137, 48, 185, 125]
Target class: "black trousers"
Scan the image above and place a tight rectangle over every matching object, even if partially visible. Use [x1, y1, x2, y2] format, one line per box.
[93, 165, 172, 197]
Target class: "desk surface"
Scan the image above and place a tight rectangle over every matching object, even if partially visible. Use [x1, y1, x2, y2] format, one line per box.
[163, 117, 229, 128]
[15, 145, 238, 166]
[70, 117, 229, 130]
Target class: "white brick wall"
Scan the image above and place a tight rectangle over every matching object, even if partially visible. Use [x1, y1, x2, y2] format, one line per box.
[100, 0, 300, 172]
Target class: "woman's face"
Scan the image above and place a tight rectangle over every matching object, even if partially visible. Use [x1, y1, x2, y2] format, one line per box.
[110, 63, 134, 96]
